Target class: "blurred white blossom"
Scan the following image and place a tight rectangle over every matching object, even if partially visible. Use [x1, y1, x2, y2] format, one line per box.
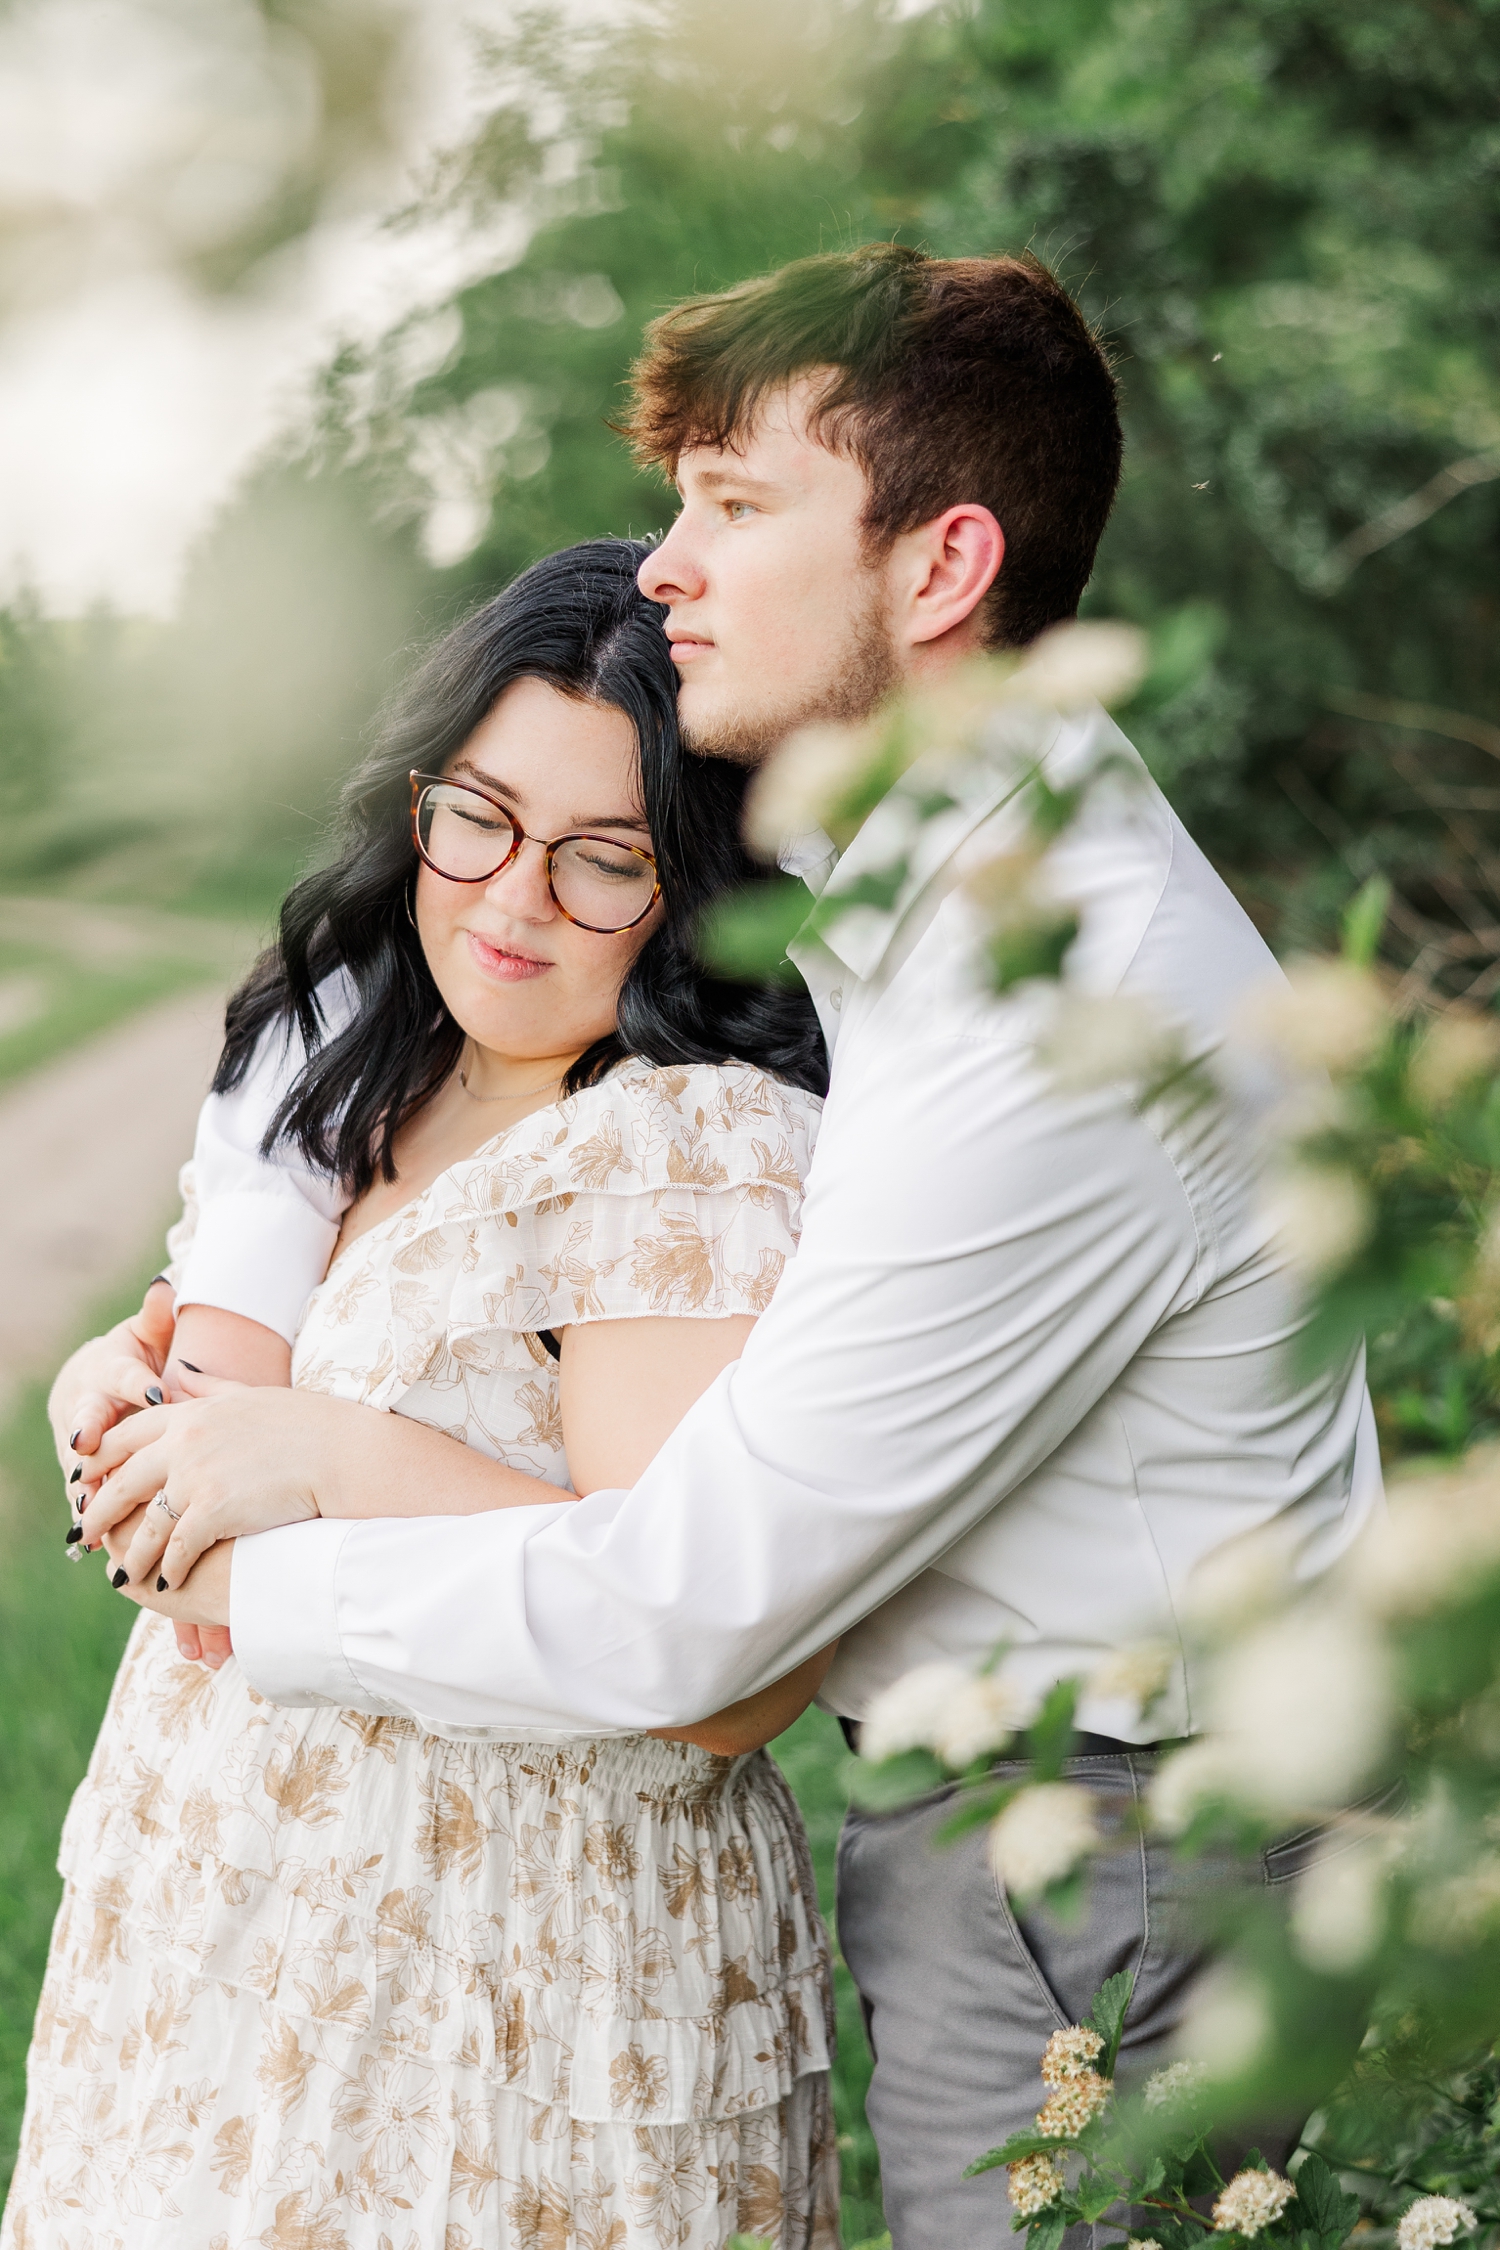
[1179, 1968, 1272, 2077]
[1262, 1162, 1373, 1280]
[1007, 2150, 1066, 2215]
[1239, 957, 1390, 1077]
[1142, 2059, 1209, 2110]
[742, 717, 882, 859]
[1349, 1449, 1500, 1619]
[1290, 1832, 1396, 1972]
[1204, 1606, 1394, 1818]
[1040, 2024, 1105, 2086]
[1182, 1529, 1296, 1635]
[1148, 1736, 1239, 1835]
[1088, 1640, 1177, 1718]
[1410, 1857, 1500, 1952]
[1037, 989, 1183, 1095]
[1397, 2197, 1478, 2250]
[859, 1661, 971, 1764]
[988, 1781, 1100, 1897]
[1408, 1011, 1500, 1111]
[930, 1670, 1035, 1770]
[1212, 2168, 1296, 2235]
[1009, 620, 1148, 712]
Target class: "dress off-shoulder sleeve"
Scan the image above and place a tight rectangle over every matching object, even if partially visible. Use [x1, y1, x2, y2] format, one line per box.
[451, 1059, 823, 1337]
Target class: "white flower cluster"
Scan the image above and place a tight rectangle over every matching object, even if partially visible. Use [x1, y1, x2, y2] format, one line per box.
[988, 1782, 1101, 1898]
[1350, 1447, 1500, 1622]
[1141, 2059, 1208, 2110]
[1037, 2074, 1111, 2137]
[1007, 2150, 1066, 2216]
[860, 1660, 1035, 1770]
[1408, 1012, 1500, 1111]
[1239, 957, 1389, 1078]
[741, 619, 1146, 861]
[1088, 1640, 1177, 1720]
[1211, 2167, 1296, 2236]
[1035, 989, 1184, 1098]
[1040, 2024, 1105, 2084]
[1397, 2196, 1478, 2250]
[1150, 1606, 1393, 1829]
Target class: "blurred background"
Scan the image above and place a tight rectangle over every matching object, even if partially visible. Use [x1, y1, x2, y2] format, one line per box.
[0, 0, 1496, 2234]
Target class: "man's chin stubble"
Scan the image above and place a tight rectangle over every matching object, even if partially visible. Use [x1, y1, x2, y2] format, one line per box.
[679, 597, 902, 766]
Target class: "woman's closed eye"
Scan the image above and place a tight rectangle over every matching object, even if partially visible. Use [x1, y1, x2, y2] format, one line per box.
[576, 843, 648, 879]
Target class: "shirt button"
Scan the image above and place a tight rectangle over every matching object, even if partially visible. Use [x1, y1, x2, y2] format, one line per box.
[829, 987, 843, 1012]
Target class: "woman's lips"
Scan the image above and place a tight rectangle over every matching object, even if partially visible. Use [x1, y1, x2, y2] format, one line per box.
[465, 930, 550, 982]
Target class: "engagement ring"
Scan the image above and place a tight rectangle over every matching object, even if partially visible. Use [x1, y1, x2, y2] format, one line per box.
[154, 1492, 181, 1522]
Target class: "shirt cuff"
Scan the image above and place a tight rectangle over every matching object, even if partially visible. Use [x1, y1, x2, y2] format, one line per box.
[175, 1190, 341, 1345]
[231, 1518, 372, 1708]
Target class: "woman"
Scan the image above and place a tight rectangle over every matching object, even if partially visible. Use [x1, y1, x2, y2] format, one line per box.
[6, 541, 840, 2248]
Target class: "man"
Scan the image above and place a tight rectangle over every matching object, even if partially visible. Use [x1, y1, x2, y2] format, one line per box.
[61, 244, 1378, 2244]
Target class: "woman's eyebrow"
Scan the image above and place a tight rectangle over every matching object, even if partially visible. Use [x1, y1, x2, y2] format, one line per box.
[448, 761, 648, 835]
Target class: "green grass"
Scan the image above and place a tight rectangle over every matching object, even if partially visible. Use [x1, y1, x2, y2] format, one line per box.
[0, 894, 260, 1092]
[0, 1281, 884, 2240]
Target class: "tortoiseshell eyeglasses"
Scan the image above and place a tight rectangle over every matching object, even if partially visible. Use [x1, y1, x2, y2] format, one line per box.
[410, 771, 661, 935]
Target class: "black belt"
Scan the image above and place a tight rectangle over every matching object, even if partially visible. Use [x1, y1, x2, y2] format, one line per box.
[837, 1717, 1187, 1760]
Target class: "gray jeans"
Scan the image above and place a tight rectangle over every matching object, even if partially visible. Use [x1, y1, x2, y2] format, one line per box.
[837, 1749, 1334, 2250]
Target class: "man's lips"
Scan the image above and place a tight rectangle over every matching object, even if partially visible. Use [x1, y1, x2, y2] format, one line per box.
[666, 633, 715, 664]
[465, 931, 550, 982]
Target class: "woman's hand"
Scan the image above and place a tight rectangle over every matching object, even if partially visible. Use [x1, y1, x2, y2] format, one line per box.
[78, 1386, 334, 1590]
[50, 1279, 175, 1473]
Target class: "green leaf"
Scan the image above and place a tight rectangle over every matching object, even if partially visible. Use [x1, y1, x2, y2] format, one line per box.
[697, 878, 810, 983]
[843, 1746, 947, 1810]
[1341, 874, 1391, 967]
[1088, 1969, 1135, 2076]
[1075, 2169, 1121, 2221]
[985, 911, 1079, 994]
[935, 1782, 1021, 1846]
[1026, 1678, 1081, 1780]
[1028, 2206, 1069, 2250]
[1291, 2151, 1359, 2239]
[967, 2131, 1079, 2172]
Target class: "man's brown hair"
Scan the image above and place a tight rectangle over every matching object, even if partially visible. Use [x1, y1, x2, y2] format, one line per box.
[625, 242, 1123, 649]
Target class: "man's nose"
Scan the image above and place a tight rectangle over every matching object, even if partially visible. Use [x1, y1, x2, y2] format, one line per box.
[638, 515, 703, 606]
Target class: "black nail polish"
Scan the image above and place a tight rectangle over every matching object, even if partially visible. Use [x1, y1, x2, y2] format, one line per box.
[69, 1463, 83, 1484]
[65, 1524, 83, 1544]
[69, 1428, 82, 1449]
[145, 1386, 164, 1407]
[178, 1360, 203, 1375]
[156, 1575, 168, 1592]
[111, 1566, 129, 1588]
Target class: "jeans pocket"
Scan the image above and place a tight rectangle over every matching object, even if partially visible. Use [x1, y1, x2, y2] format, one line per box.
[1262, 1774, 1409, 1886]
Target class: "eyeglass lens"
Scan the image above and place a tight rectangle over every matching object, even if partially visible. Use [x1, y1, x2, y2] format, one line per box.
[416, 781, 656, 932]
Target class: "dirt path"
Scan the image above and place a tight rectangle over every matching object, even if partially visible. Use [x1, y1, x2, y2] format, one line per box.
[0, 985, 229, 1418]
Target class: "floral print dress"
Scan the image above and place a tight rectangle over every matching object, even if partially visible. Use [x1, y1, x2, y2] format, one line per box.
[3, 1060, 840, 2250]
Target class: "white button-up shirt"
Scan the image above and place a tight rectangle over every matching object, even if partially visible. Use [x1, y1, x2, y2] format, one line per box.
[206, 707, 1380, 1739]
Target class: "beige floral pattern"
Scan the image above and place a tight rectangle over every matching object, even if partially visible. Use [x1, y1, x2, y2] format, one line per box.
[4, 1062, 838, 2248]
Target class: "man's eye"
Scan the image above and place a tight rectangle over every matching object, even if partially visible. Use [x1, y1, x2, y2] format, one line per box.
[725, 500, 756, 522]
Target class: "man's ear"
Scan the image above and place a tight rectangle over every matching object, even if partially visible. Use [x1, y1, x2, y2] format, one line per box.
[893, 504, 1005, 651]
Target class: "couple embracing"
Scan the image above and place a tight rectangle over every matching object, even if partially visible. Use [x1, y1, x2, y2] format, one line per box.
[8, 243, 1377, 2250]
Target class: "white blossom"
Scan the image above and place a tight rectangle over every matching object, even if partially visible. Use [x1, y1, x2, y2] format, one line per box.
[988, 1782, 1101, 1897]
[1148, 1737, 1240, 1835]
[1040, 2024, 1105, 2086]
[1181, 1528, 1295, 1634]
[1007, 2151, 1066, 2215]
[931, 1670, 1035, 1770]
[1349, 1448, 1500, 1620]
[1130, 2240, 1166, 2250]
[741, 716, 882, 857]
[1238, 957, 1389, 1077]
[1178, 1968, 1271, 2077]
[1262, 1162, 1373, 1280]
[1212, 2167, 1296, 2235]
[1037, 2070, 1112, 2136]
[1408, 1011, 1500, 1111]
[859, 1661, 971, 1764]
[1410, 1857, 1500, 1952]
[1088, 1640, 1177, 1719]
[1397, 2196, 1478, 2250]
[1037, 989, 1183, 1095]
[1008, 620, 1148, 712]
[1142, 2059, 1209, 2110]
[1202, 1605, 1394, 1819]
[1290, 1833, 1395, 1972]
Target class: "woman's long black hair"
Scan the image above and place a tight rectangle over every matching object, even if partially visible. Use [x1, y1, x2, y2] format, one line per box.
[215, 538, 828, 1198]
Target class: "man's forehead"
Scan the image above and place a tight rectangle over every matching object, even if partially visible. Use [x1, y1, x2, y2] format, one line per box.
[675, 377, 857, 491]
